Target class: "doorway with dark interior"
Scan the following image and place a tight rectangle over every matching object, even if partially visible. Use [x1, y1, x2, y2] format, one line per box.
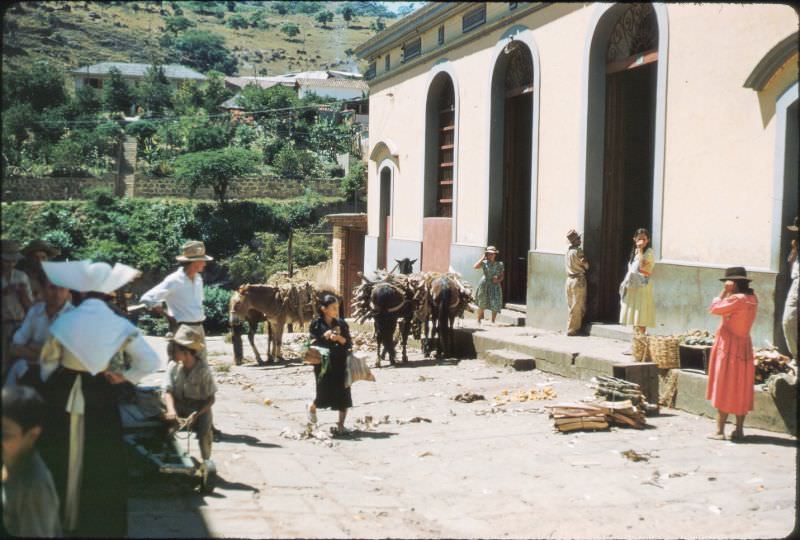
[584, 4, 659, 323]
[488, 41, 533, 305]
[377, 167, 391, 270]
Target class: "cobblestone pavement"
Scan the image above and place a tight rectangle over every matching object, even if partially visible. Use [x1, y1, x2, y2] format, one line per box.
[128, 334, 797, 539]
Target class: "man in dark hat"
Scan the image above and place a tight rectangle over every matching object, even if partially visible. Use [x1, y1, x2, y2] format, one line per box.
[20, 239, 61, 304]
[783, 216, 798, 358]
[2, 240, 33, 377]
[565, 229, 589, 336]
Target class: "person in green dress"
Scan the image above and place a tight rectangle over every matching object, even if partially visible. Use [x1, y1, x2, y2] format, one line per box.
[473, 246, 504, 324]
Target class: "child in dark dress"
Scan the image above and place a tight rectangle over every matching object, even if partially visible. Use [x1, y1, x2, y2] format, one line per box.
[306, 295, 353, 434]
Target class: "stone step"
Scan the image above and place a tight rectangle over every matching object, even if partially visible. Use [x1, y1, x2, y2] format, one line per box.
[588, 323, 634, 342]
[466, 307, 525, 326]
[481, 348, 535, 371]
[504, 302, 527, 313]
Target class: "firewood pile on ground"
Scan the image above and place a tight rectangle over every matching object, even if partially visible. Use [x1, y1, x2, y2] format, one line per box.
[753, 347, 796, 384]
[546, 376, 657, 432]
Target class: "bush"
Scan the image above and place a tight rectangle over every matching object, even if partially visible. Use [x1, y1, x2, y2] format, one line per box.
[226, 13, 248, 29]
[173, 147, 260, 203]
[272, 144, 321, 179]
[203, 284, 233, 334]
[340, 159, 366, 200]
[50, 139, 85, 176]
[172, 31, 237, 75]
[187, 123, 229, 152]
[135, 312, 170, 337]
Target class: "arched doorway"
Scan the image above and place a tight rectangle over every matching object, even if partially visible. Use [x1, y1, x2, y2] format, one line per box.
[422, 72, 456, 272]
[377, 166, 392, 270]
[488, 41, 534, 305]
[584, 3, 659, 322]
[774, 95, 799, 352]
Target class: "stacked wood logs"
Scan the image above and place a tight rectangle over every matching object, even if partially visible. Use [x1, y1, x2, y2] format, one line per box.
[351, 271, 474, 327]
[546, 403, 609, 432]
[592, 375, 658, 415]
[754, 347, 796, 384]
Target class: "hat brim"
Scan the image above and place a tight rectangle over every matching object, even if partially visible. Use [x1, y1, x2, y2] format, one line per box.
[170, 338, 205, 351]
[719, 276, 751, 282]
[2, 253, 23, 262]
[788, 225, 799, 232]
[176, 255, 214, 262]
[21, 242, 61, 258]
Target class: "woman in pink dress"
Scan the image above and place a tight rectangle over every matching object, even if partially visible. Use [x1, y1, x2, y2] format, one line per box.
[705, 267, 758, 441]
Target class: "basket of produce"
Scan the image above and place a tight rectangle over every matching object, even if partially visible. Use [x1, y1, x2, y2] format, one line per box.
[648, 335, 680, 369]
[753, 347, 796, 384]
[632, 334, 650, 362]
[680, 329, 715, 347]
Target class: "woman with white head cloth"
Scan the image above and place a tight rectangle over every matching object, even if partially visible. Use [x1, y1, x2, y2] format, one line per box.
[36, 260, 160, 537]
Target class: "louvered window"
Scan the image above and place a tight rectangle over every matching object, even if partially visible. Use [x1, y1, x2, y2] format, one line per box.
[462, 5, 486, 33]
[385, 54, 390, 72]
[438, 25, 445, 45]
[403, 37, 421, 62]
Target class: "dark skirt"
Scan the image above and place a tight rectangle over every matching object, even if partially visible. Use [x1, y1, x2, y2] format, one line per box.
[313, 349, 353, 411]
[38, 368, 128, 538]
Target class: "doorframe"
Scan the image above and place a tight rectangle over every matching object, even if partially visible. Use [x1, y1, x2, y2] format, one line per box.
[420, 60, 461, 245]
[578, 3, 669, 259]
[770, 82, 798, 272]
[482, 25, 542, 251]
[377, 159, 396, 269]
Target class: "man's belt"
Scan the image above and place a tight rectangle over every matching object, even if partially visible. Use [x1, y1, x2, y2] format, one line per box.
[177, 320, 205, 325]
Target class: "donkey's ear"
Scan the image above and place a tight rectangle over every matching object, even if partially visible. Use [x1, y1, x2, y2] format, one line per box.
[411, 259, 417, 264]
[395, 259, 401, 263]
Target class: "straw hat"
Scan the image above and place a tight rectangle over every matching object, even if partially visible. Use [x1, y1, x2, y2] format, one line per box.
[42, 260, 141, 294]
[22, 239, 61, 259]
[566, 229, 581, 243]
[719, 266, 751, 282]
[170, 324, 205, 351]
[485, 246, 499, 254]
[176, 240, 213, 262]
[1, 240, 23, 262]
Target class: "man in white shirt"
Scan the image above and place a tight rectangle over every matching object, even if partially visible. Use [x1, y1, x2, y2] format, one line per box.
[2, 240, 33, 378]
[140, 240, 213, 360]
[6, 278, 73, 389]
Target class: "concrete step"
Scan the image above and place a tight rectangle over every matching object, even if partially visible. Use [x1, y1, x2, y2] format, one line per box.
[465, 307, 525, 326]
[588, 323, 633, 342]
[504, 303, 527, 313]
[481, 349, 535, 371]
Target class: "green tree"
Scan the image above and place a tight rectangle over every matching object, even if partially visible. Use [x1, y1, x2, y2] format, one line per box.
[340, 159, 366, 201]
[173, 147, 259, 203]
[199, 71, 231, 113]
[237, 83, 298, 112]
[226, 13, 248, 29]
[187, 123, 229, 152]
[316, 10, 333, 28]
[371, 18, 386, 32]
[74, 85, 102, 117]
[163, 15, 195, 34]
[173, 30, 237, 75]
[2, 61, 68, 112]
[341, 6, 354, 26]
[102, 67, 135, 114]
[271, 2, 288, 15]
[280, 22, 300, 39]
[272, 143, 320, 179]
[136, 64, 173, 116]
[172, 80, 205, 114]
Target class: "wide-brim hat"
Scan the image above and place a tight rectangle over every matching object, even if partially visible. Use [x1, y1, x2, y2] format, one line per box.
[719, 266, 751, 282]
[788, 216, 799, 232]
[2, 240, 24, 262]
[22, 239, 61, 258]
[170, 324, 205, 351]
[176, 240, 213, 262]
[485, 246, 499, 254]
[566, 229, 581, 243]
[42, 260, 141, 294]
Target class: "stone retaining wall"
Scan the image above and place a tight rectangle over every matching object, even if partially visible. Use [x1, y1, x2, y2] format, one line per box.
[132, 174, 343, 199]
[2, 175, 117, 201]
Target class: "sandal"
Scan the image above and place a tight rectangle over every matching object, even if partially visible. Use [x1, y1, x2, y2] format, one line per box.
[729, 430, 744, 442]
[706, 432, 726, 440]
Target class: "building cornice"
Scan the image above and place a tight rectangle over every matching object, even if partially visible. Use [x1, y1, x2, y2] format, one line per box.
[362, 2, 550, 88]
[743, 31, 799, 91]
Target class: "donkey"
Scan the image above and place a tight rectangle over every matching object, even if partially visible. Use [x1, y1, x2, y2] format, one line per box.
[429, 275, 461, 359]
[370, 280, 413, 367]
[229, 291, 270, 365]
[231, 284, 303, 363]
[391, 258, 417, 275]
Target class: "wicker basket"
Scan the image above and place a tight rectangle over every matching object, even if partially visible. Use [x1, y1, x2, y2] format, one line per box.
[649, 335, 680, 369]
[632, 334, 650, 362]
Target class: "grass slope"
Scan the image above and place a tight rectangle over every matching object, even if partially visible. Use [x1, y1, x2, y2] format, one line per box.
[2, 1, 385, 77]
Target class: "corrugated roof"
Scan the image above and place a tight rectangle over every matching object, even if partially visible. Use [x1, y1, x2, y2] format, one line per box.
[71, 62, 207, 80]
[225, 77, 295, 90]
[296, 78, 369, 90]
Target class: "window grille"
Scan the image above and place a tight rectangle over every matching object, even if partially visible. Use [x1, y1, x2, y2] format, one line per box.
[403, 37, 421, 62]
[462, 5, 486, 33]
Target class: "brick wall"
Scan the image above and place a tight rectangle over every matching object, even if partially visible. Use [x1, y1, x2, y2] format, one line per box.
[2, 175, 117, 201]
[132, 174, 343, 199]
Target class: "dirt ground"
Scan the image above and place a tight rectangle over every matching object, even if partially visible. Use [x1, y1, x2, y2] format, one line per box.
[127, 333, 797, 539]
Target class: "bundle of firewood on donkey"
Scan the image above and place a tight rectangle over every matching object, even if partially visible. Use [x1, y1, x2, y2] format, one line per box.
[546, 376, 657, 432]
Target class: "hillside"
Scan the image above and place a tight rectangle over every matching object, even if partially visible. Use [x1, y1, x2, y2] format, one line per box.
[2, 1, 403, 78]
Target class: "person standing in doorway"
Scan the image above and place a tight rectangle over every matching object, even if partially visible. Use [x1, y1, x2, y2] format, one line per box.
[474, 246, 504, 324]
[705, 267, 758, 441]
[782, 216, 798, 359]
[565, 230, 589, 336]
[619, 228, 655, 343]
